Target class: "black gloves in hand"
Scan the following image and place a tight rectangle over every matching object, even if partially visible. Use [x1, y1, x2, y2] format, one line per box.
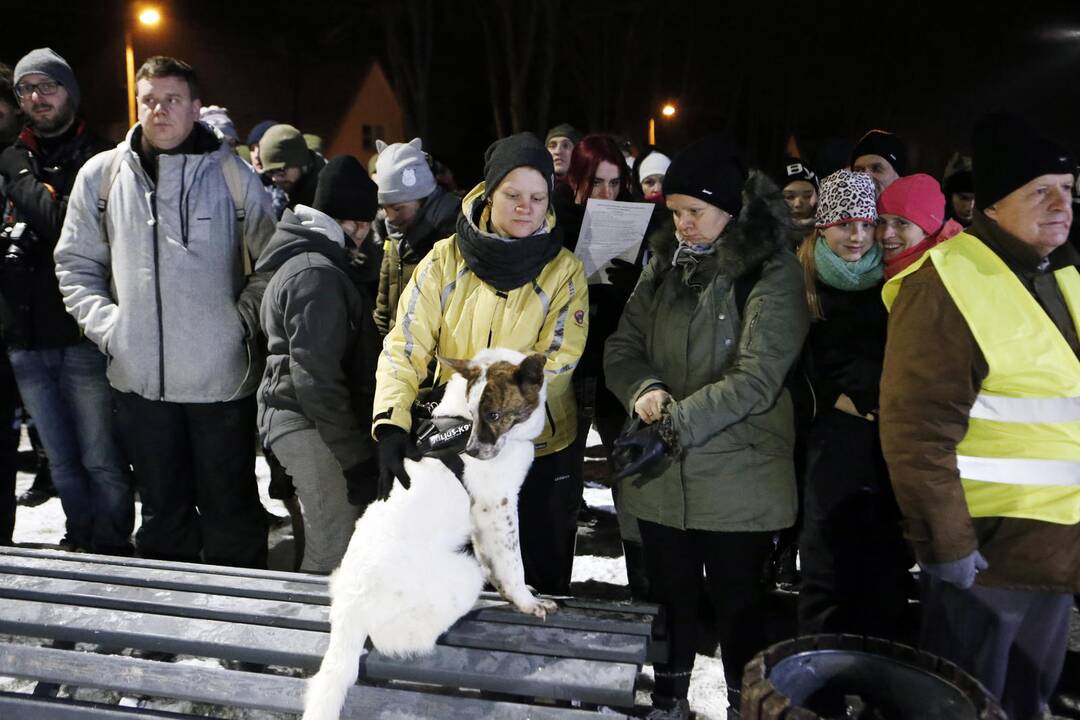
[604, 258, 642, 296]
[611, 416, 674, 481]
[343, 456, 380, 507]
[0, 147, 33, 183]
[375, 425, 421, 501]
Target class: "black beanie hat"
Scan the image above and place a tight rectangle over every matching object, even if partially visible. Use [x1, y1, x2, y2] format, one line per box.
[777, 157, 819, 191]
[483, 132, 555, 200]
[972, 113, 1076, 210]
[851, 129, 907, 176]
[314, 155, 378, 222]
[663, 136, 747, 217]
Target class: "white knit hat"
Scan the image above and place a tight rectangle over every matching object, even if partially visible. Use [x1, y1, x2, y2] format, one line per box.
[638, 151, 671, 181]
[374, 138, 436, 204]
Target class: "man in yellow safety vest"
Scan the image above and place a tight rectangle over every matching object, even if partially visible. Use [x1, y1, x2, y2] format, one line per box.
[880, 112, 1080, 720]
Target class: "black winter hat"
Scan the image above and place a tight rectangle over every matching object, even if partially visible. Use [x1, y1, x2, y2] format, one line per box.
[777, 157, 819, 191]
[972, 113, 1076, 210]
[246, 119, 278, 147]
[483, 132, 555, 199]
[314, 155, 378, 222]
[851, 129, 907, 176]
[663, 136, 747, 218]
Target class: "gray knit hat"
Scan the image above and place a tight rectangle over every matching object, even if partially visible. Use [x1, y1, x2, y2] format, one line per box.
[374, 138, 436, 204]
[14, 48, 79, 109]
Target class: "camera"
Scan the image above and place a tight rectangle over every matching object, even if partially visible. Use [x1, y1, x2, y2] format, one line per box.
[1, 222, 35, 267]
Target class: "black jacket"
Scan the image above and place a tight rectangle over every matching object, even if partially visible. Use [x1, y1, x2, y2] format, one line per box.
[256, 208, 379, 471]
[805, 280, 888, 419]
[0, 121, 109, 349]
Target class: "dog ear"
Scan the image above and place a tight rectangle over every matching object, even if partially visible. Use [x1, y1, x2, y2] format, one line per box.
[514, 353, 547, 390]
[439, 356, 480, 382]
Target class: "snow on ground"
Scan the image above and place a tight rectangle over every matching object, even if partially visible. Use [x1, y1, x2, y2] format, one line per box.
[3, 429, 731, 718]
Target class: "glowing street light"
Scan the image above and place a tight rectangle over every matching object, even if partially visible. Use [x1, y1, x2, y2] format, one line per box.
[649, 102, 679, 146]
[125, 5, 163, 127]
[138, 7, 162, 27]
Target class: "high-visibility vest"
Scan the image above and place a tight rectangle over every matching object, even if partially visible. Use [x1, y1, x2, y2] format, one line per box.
[883, 232, 1080, 525]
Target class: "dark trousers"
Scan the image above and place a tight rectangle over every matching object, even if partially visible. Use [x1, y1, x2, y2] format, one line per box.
[921, 577, 1072, 720]
[798, 411, 912, 639]
[0, 373, 19, 544]
[113, 391, 267, 568]
[518, 443, 583, 595]
[639, 519, 774, 700]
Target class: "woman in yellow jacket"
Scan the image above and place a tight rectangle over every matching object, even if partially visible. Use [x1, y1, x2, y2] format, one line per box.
[372, 133, 589, 594]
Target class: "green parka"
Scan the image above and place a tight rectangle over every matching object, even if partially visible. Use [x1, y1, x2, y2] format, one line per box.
[604, 173, 810, 531]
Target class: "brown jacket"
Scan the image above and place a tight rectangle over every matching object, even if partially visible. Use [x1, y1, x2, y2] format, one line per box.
[879, 211, 1080, 593]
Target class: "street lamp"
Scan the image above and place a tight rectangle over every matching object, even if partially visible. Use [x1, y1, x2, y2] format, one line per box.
[648, 102, 678, 146]
[125, 4, 162, 127]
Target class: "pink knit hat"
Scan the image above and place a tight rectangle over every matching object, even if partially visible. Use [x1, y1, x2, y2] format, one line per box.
[876, 173, 946, 235]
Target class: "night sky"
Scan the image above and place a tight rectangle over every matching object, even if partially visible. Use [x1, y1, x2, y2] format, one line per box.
[4, 0, 1080, 185]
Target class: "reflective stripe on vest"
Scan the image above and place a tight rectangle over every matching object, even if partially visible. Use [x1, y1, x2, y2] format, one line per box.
[884, 232, 1080, 524]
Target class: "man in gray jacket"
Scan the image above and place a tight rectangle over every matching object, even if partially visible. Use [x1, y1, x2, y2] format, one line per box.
[54, 56, 276, 568]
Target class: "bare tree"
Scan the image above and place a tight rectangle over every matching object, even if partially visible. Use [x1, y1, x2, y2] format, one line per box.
[381, 0, 436, 139]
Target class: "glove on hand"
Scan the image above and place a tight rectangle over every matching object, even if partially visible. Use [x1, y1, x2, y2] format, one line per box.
[375, 426, 421, 501]
[0, 147, 33, 183]
[919, 550, 988, 589]
[343, 456, 380, 507]
[605, 258, 642, 296]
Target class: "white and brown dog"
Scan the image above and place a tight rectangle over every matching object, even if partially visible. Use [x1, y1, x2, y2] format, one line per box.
[302, 348, 558, 720]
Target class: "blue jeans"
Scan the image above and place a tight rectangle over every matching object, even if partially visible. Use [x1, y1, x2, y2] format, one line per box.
[8, 342, 133, 552]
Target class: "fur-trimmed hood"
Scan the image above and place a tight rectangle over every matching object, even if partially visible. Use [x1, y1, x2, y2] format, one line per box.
[649, 170, 791, 279]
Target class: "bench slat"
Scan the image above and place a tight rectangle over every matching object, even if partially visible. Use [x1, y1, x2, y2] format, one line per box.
[362, 647, 637, 708]
[0, 575, 647, 663]
[0, 554, 328, 605]
[0, 691, 204, 719]
[0, 548, 660, 618]
[0, 545, 327, 586]
[0, 557, 657, 638]
[0, 645, 623, 718]
[0, 598, 637, 706]
[441, 618, 646, 664]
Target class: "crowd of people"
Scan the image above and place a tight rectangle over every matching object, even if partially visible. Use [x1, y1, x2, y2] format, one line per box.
[0, 46, 1076, 720]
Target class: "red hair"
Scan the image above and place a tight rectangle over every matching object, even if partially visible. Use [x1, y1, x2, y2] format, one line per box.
[566, 134, 632, 205]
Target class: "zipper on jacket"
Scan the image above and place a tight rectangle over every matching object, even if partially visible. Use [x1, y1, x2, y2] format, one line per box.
[178, 155, 189, 246]
[545, 402, 556, 435]
[487, 289, 509, 348]
[150, 190, 166, 400]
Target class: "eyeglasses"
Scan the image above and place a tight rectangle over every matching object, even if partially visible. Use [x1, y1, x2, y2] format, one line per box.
[14, 80, 61, 98]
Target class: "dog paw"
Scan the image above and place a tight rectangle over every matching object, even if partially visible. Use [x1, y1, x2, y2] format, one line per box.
[517, 596, 559, 619]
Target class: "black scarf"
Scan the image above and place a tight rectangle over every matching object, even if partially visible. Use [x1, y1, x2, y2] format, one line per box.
[455, 196, 563, 292]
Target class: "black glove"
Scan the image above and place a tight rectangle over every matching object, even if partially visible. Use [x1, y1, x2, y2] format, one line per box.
[375, 425, 421, 500]
[343, 456, 380, 507]
[611, 416, 673, 481]
[264, 446, 296, 501]
[604, 258, 642, 296]
[0, 146, 33, 183]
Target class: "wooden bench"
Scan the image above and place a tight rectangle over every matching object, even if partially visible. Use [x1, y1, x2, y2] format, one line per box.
[0, 546, 666, 718]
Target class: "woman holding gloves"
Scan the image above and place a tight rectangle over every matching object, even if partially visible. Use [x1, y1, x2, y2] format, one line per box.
[605, 136, 809, 719]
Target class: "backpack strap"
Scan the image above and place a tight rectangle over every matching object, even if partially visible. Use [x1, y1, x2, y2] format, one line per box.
[96, 148, 126, 245]
[219, 152, 252, 275]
